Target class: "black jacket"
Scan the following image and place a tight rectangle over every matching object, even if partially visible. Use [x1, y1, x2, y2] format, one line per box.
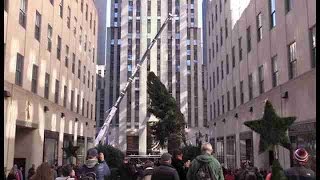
[284, 165, 315, 180]
[151, 164, 180, 180]
[171, 159, 187, 180]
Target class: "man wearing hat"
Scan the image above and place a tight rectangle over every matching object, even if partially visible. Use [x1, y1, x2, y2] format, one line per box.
[284, 148, 315, 180]
[151, 153, 180, 180]
[78, 148, 111, 180]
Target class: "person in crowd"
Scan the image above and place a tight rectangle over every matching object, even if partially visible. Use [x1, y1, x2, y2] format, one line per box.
[171, 149, 190, 180]
[141, 160, 154, 180]
[119, 157, 137, 180]
[78, 148, 111, 180]
[284, 148, 315, 180]
[151, 153, 179, 180]
[18, 166, 24, 180]
[30, 162, 54, 180]
[7, 165, 20, 180]
[27, 164, 36, 180]
[187, 143, 224, 180]
[224, 169, 235, 180]
[55, 164, 74, 180]
[236, 161, 263, 180]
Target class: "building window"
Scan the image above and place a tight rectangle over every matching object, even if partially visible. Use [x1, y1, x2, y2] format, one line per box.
[220, 28, 223, 46]
[226, 54, 229, 74]
[147, 19, 151, 34]
[82, 98, 85, 116]
[225, 19, 228, 38]
[209, 77, 212, 91]
[94, 20, 96, 35]
[81, 0, 83, 12]
[72, 54, 75, 73]
[83, 66, 86, 84]
[227, 91, 230, 111]
[92, 76, 94, 91]
[226, 135, 236, 170]
[67, 6, 71, 28]
[15, 53, 24, 86]
[216, 36, 218, 52]
[19, 0, 27, 28]
[77, 94, 80, 113]
[240, 81, 244, 104]
[59, 0, 63, 18]
[136, 20, 140, 33]
[91, 104, 93, 119]
[216, 67, 219, 85]
[4, 0, 8, 11]
[257, 13, 262, 42]
[213, 71, 215, 88]
[157, 0, 161, 16]
[35, 11, 41, 41]
[44, 73, 50, 99]
[216, 137, 224, 163]
[271, 55, 279, 87]
[221, 61, 224, 80]
[233, 86, 236, 109]
[147, 0, 151, 16]
[63, 86, 67, 107]
[232, 46, 235, 68]
[78, 61, 81, 79]
[222, 95, 225, 114]
[55, 80, 60, 103]
[47, 25, 52, 52]
[258, 65, 264, 94]
[310, 26, 316, 68]
[86, 101, 89, 118]
[90, 13, 92, 28]
[288, 41, 297, 79]
[238, 37, 242, 61]
[57, 36, 61, 60]
[88, 71, 90, 88]
[270, 0, 276, 28]
[65, 45, 69, 67]
[213, 102, 216, 118]
[247, 26, 251, 52]
[215, 5, 218, 21]
[285, 0, 292, 13]
[85, 4, 88, 20]
[71, 90, 74, 111]
[31, 65, 38, 93]
[248, 74, 253, 100]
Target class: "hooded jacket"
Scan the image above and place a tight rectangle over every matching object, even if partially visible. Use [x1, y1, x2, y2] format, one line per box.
[284, 165, 315, 180]
[187, 153, 224, 180]
[172, 158, 188, 180]
[78, 159, 111, 180]
[151, 163, 180, 180]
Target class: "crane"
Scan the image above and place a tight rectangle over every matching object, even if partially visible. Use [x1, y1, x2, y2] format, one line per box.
[95, 14, 177, 146]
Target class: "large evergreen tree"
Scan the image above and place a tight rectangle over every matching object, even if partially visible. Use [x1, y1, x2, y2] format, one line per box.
[147, 72, 186, 151]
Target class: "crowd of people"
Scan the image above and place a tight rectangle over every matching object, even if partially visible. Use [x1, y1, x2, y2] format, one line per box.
[5, 145, 315, 180]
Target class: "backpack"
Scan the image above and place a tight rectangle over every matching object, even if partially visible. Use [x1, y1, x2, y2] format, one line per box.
[244, 168, 258, 180]
[195, 161, 215, 180]
[79, 164, 98, 180]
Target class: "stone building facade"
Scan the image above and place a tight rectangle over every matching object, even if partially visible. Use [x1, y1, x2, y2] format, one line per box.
[205, 0, 316, 170]
[4, 0, 98, 175]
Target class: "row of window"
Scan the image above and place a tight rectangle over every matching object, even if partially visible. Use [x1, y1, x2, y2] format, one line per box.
[15, 53, 94, 119]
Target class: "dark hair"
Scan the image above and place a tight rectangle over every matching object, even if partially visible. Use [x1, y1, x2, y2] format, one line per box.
[173, 149, 183, 158]
[61, 164, 73, 177]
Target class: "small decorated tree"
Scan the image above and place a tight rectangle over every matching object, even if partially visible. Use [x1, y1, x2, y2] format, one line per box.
[244, 100, 296, 180]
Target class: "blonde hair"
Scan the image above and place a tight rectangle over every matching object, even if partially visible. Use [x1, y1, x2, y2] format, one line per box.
[30, 162, 53, 180]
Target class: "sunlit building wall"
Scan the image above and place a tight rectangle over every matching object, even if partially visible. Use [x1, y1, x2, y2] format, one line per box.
[4, 0, 98, 175]
[205, 0, 316, 170]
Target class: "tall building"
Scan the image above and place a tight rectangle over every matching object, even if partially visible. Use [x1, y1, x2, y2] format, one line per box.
[205, 0, 316, 170]
[4, 0, 98, 173]
[95, 65, 107, 130]
[104, 0, 208, 155]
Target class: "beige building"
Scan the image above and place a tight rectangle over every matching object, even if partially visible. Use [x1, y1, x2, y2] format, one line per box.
[205, 0, 316, 170]
[4, 0, 98, 174]
[102, 0, 208, 155]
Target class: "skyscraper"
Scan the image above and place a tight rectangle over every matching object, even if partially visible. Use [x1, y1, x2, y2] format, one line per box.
[103, 0, 208, 154]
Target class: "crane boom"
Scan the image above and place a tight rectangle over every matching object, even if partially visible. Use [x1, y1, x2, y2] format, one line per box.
[94, 14, 175, 146]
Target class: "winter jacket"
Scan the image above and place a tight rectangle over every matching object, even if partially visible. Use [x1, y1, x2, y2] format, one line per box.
[186, 153, 224, 180]
[284, 165, 315, 180]
[171, 159, 187, 180]
[151, 163, 180, 180]
[78, 159, 111, 180]
[142, 167, 154, 180]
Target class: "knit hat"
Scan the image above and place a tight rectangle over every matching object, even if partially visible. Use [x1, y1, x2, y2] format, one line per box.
[87, 148, 98, 158]
[294, 148, 309, 162]
[161, 153, 172, 161]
